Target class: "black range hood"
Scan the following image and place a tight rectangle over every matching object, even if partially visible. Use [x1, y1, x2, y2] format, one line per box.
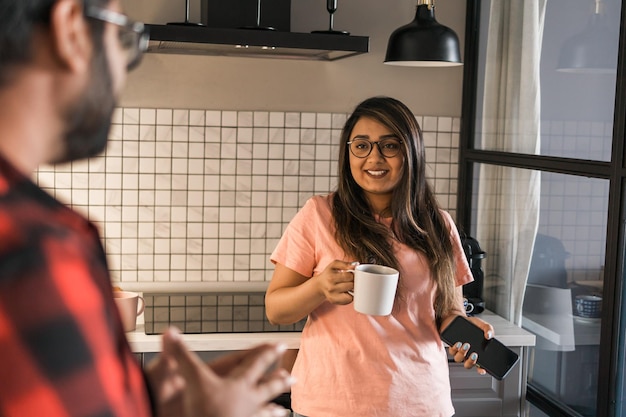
[145, 24, 370, 61]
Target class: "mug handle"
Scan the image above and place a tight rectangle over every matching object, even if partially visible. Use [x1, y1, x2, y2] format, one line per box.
[345, 270, 355, 296]
[136, 296, 145, 317]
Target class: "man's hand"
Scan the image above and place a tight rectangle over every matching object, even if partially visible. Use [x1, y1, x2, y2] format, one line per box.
[145, 328, 294, 417]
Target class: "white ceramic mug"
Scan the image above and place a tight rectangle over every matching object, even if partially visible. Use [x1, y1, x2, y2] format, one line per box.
[113, 291, 145, 332]
[348, 264, 399, 316]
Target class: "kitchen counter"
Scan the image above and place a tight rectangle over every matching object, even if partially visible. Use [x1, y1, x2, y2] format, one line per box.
[126, 310, 534, 352]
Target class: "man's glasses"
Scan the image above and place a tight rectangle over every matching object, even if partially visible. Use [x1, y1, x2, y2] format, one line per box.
[84, 6, 149, 70]
[347, 138, 404, 158]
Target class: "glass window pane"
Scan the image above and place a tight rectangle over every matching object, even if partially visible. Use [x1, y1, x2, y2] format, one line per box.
[473, 0, 619, 161]
[529, 402, 552, 417]
[470, 163, 608, 416]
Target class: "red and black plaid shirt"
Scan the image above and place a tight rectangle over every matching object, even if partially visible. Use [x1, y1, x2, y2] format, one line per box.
[0, 155, 152, 417]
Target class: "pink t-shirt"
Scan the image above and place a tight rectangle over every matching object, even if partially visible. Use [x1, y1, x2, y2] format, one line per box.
[271, 194, 473, 417]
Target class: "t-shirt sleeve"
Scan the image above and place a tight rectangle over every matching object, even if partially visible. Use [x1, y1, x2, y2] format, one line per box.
[441, 211, 474, 287]
[271, 197, 320, 278]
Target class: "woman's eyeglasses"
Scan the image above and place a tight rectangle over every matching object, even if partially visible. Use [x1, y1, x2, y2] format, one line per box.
[84, 6, 149, 70]
[347, 138, 403, 158]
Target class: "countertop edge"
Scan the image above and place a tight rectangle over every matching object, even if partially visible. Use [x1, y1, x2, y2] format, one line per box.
[127, 326, 303, 352]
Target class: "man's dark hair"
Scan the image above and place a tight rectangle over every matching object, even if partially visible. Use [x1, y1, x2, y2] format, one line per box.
[0, 0, 109, 85]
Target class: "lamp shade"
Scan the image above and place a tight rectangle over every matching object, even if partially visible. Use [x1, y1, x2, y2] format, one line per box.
[556, 13, 617, 74]
[385, 3, 462, 67]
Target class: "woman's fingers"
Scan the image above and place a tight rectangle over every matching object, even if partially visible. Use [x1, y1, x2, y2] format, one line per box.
[319, 260, 358, 304]
[450, 342, 471, 363]
[448, 341, 487, 375]
[466, 316, 495, 340]
[464, 352, 478, 370]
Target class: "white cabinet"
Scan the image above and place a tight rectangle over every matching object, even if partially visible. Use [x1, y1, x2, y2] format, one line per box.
[450, 346, 529, 417]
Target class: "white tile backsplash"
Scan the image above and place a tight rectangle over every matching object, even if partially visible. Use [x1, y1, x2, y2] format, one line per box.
[36, 108, 461, 285]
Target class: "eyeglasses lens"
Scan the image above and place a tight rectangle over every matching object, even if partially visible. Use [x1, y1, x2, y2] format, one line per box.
[85, 7, 148, 71]
[120, 24, 148, 70]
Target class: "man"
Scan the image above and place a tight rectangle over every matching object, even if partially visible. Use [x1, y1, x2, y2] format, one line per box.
[0, 0, 292, 416]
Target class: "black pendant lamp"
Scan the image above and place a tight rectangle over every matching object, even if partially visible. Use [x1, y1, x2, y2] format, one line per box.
[385, 0, 462, 67]
[556, 0, 617, 74]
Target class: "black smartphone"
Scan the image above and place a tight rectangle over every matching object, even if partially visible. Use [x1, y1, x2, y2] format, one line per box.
[440, 316, 519, 380]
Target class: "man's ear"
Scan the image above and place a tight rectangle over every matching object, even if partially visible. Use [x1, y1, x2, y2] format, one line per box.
[48, 0, 93, 73]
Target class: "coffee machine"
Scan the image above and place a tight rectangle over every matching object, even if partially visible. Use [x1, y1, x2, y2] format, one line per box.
[460, 233, 486, 315]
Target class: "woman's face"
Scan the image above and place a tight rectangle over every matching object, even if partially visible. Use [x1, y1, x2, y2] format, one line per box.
[348, 117, 405, 210]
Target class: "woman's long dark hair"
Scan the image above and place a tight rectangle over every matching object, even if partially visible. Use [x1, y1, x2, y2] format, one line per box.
[333, 96, 457, 321]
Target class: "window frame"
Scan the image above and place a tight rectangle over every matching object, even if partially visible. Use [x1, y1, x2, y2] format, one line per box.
[458, 1, 626, 415]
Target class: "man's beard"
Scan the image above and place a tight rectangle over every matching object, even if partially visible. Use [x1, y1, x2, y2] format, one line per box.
[52, 44, 116, 164]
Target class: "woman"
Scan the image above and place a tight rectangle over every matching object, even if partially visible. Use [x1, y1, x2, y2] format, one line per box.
[265, 96, 493, 417]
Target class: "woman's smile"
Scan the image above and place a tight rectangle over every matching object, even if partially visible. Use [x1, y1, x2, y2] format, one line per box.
[365, 169, 389, 177]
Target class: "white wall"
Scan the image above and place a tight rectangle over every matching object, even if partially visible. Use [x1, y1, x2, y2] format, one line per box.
[120, 0, 466, 115]
[37, 109, 461, 287]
